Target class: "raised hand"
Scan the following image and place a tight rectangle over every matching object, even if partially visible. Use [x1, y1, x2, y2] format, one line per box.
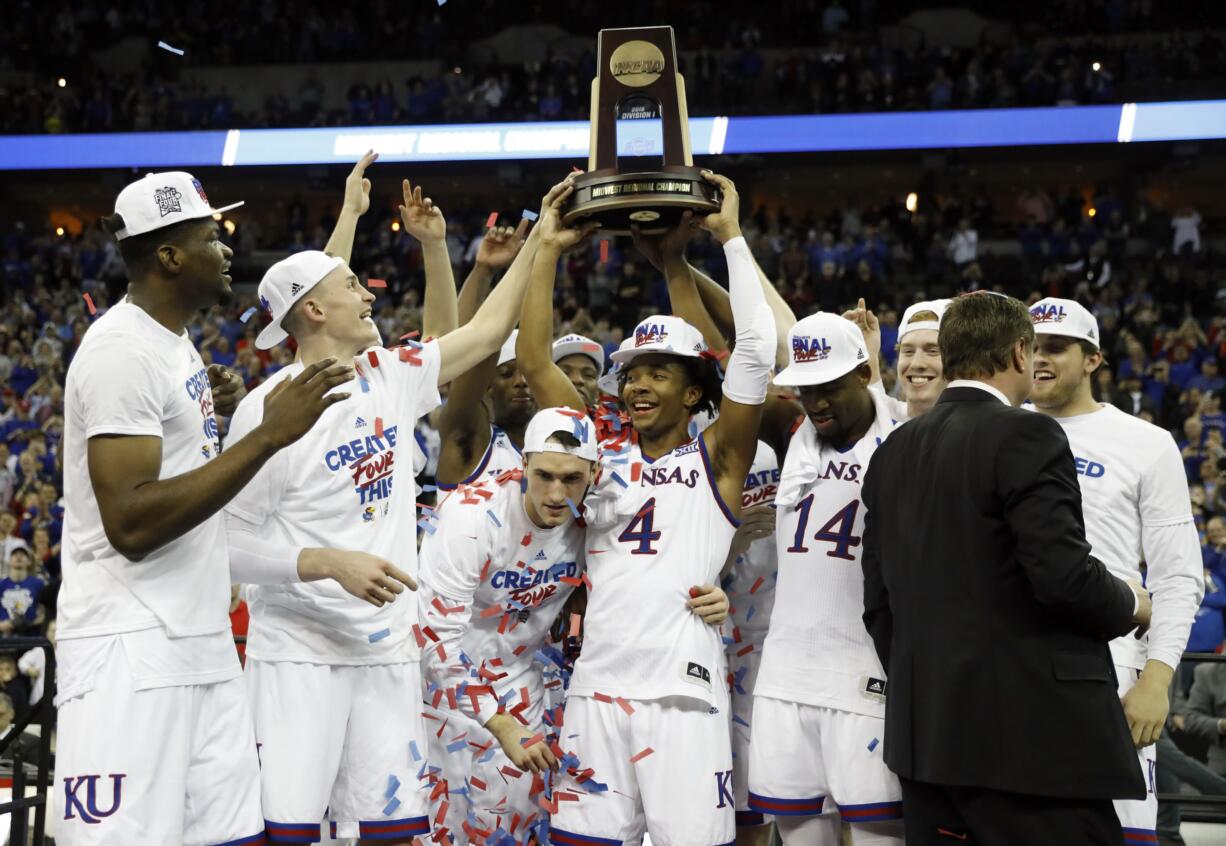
[399, 178, 447, 243]
[538, 171, 579, 221]
[343, 150, 378, 216]
[476, 221, 529, 271]
[539, 181, 600, 253]
[631, 209, 700, 272]
[207, 364, 247, 418]
[257, 358, 353, 448]
[842, 297, 881, 361]
[697, 170, 741, 244]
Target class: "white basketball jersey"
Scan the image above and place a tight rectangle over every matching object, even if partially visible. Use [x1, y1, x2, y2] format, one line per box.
[418, 479, 585, 725]
[438, 425, 523, 491]
[569, 432, 738, 707]
[725, 442, 780, 647]
[755, 392, 900, 717]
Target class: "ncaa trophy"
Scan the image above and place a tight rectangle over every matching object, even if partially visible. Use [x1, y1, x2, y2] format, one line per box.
[563, 26, 721, 234]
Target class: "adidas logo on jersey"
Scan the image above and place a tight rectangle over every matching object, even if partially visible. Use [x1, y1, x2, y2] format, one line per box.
[533, 550, 548, 561]
[684, 661, 711, 688]
[354, 417, 367, 428]
[864, 677, 887, 699]
[291, 282, 304, 296]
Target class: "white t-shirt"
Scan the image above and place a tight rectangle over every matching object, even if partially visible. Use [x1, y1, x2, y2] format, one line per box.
[569, 433, 737, 707]
[224, 343, 442, 665]
[438, 425, 524, 491]
[1052, 404, 1202, 670]
[57, 300, 238, 699]
[755, 392, 900, 717]
[418, 479, 585, 726]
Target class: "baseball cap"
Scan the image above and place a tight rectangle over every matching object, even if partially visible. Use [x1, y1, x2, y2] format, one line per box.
[112, 172, 243, 240]
[255, 250, 345, 350]
[498, 329, 520, 367]
[552, 333, 605, 374]
[1030, 297, 1100, 348]
[598, 338, 632, 396]
[610, 316, 706, 367]
[523, 407, 599, 462]
[899, 298, 950, 341]
[774, 312, 869, 387]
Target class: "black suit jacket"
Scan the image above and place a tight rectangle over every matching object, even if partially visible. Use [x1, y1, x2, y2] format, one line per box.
[860, 386, 1144, 800]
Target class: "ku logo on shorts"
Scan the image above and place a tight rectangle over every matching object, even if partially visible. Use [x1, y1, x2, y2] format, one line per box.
[63, 774, 125, 824]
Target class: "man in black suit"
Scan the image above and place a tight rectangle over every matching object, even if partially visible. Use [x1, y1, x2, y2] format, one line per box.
[860, 292, 1153, 844]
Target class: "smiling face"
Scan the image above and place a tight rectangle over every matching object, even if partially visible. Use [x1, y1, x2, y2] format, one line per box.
[795, 365, 875, 448]
[1030, 335, 1101, 411]
[557, 353, 600, 407]
[523, 449, 595, 529]
[620, 355, 702, 439]
[896, 327, 945, 408]
[291, 263, 380, 354]
[489, 361, 537, 428]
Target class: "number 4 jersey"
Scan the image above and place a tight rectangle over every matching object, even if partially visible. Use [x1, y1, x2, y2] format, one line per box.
[568, 431, 739, 707]
[755, 391, 901, 718]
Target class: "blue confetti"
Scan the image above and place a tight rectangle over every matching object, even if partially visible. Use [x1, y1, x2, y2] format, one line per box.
[422, 484, 437, 492]
[688, 420, 698, 438]
[385, 774, 401, 798]
[359, 377, 370, 393]
[868, 737, 880, 752]
[733, 714, 750, 728]
[240, 306, 258, 323]
[368, 628, 391, 643]
[446, 738, 469, 754]
[565, 497, 581, 519]
[486, 510, 502, 527]
[157, 40, 185, 56]
[417, 518, 437, 535]
[477, 747, 496, 763]
[521, 209, 539, 221]
[746, 605, 757, 622]
[409, 740, 422, 762]
[382, 796, 401, 816]
[611, 471, 628, 488]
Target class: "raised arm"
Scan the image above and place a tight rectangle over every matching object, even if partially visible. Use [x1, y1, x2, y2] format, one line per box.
[323, 150, 377, 264]
[458, 220, 530, 325]
[699, 172, 777, 518]
[632, 213, 727, 355]
[516, 183, 600, 413]
[397, 178, 456, 339]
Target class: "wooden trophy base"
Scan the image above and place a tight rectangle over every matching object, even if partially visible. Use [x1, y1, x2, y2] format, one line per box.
[563, 166, 720, 235]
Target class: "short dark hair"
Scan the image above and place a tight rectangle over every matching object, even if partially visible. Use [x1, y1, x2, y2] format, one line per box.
[99, 213, 206, 275]
[545, 430, 581, 449]
[940, 293, 1035, 380]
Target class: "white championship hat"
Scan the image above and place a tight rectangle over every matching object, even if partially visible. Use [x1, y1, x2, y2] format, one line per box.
[552, 333, 605, 374]
[112, 172, 243, 240]
[898, 298, 951, 341]
[1030, 297, 1100, 348]
[610, 315, 706, 366]
[255, 250, 345, 349]
[598, 337, 633, 396]
[774, 312, 870, 387]
[523, 406, 599, 461]
[498, 329, 520, 366]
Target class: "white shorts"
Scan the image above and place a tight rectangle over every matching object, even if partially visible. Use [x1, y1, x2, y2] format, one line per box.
[728, 647, 767, 826]
[246, 659, 430, 842]
[424, 701, 541, 844]
[54, 641, 263, 846]
[747, 697, 901, 824]
[1112, 665, 1158, 845]
[550, 691, 735, 846]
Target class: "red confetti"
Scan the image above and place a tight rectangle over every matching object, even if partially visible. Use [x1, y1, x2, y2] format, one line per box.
[599, 240, 609, 264]
[435, 801, 450, 828]
[521, 733, 545, 748]
[556, 792, 580, 802]
[688, 587, 700, 598]
[400, 330, 420, 340]
[560, 576, 583, 587]
[471, 777, 487, 791]
[629, 747, 654, 764]
[367, 349, 380, 368]
[512, 644, 527, 656]
[412, 625, 427, 648]
[446, 687, 458, 710]
[480, 604, 504, 619]
[736, 644, 755, 657]
[500, 766, 523, 779]
[422, 626, 440, 642]
[630, 462, 642, 482]
[520, 533, 533, 546]
[749, 576, 765, 594]
[367, 277, 387, 288]
[615, 697, 635, 715]
[432, 597, 464, 616]
[569, 613, 581, 638]
[83, 293, 97, 315]
[375, 416, 384, 438]
[593, 692, 613, 703]
[398, 346, 423, 366]
[486, 212, 499, 229]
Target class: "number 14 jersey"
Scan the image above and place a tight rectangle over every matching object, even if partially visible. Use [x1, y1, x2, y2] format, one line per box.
[755, 392, 900, 718]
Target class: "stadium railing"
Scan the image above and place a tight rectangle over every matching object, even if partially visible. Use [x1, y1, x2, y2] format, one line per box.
[0, 637, 56, 846]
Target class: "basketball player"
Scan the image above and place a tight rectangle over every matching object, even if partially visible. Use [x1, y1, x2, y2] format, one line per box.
[418, 407, 729, 843]
[749, 311, 905, 846]
[226, 172, 571, 844]
[552, 333, 606, 407]
[844, 297, 948, 423]
[548, 170, 776, 846]
[56, 171, 351, 845]
[1030, 297, 1203, 846]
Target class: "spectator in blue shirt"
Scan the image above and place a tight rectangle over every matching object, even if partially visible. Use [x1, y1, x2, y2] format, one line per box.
[1190, 359, 1226, 395]
[0, 548, 45, 636]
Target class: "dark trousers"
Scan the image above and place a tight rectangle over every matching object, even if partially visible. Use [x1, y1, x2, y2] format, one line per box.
[899, 777, 1123, 845]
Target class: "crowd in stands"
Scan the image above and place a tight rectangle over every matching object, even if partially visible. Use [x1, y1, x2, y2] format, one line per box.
[2, 174, 1226, 777]
[3, 2, 1226, 133]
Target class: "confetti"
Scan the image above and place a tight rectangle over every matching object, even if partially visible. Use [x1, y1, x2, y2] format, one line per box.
[383, 797, 401, 816]
[599, 240, 609, 264]
[417, 518, 437, 535]
[400, 330, 421, 340]
[447, 738, 469, 754]
[615, 697, 635, 716]
[868, 737, 880, 752]
[157, 40, 185, 56]
[564, 497, 581, 519]
[520, 733, 545, 748]
[521, 209, 539, 221]
[368, 628, 391, 643]
[375, 417, 385, 438]
[367, 277, 387, 288]
[487, 510, 503, 528]
[736, 644, 755, 657]
[359, 377, 370, 393]
[629, 747, 654, 764]
[611, 471, 628, 488]
[486, 212, 499, 229]
[409, 740, 422, 762]
[386, 774, 401, 798]
[239, 306, 258, 323]
[749, 576, 765, 594]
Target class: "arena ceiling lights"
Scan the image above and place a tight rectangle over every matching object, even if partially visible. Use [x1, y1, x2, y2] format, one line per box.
[2, 100, 1224, 171]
